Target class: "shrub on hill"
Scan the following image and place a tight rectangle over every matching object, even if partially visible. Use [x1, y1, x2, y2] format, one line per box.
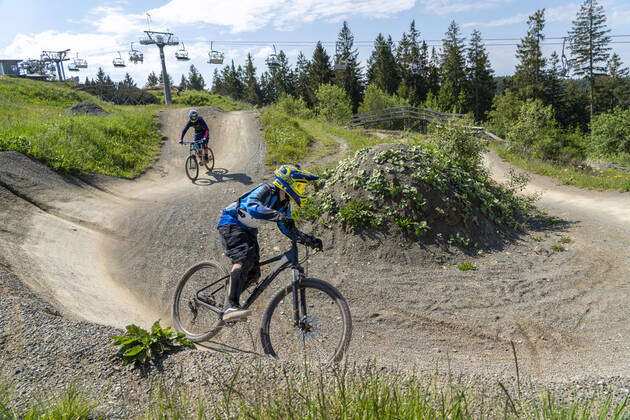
[315, 83, 353, 125]
[590, 107, 630, 158]
[298, 140, 532, 251]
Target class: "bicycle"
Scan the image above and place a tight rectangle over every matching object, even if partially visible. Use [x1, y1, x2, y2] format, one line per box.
[181, 139, 215, 181]
[171, 237, 352, 364]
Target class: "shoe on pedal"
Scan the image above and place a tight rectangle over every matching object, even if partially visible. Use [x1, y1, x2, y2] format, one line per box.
[222, 306, 251, 322]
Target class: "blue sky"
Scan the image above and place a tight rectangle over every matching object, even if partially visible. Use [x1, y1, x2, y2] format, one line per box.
[1, 0, 629, 84]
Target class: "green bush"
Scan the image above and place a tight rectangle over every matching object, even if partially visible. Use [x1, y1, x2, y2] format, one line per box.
[487, 90, 524, 138]
[506, 98, 554, 153]
[590, 107, 630, 157]
[432, 121, 485, 174]
[359, 84, 409, 114]
[338, 200, 380, 230]
[111, 321, 195, 368]
[276, 95, 313, 119]
[315, 84, 352, 125]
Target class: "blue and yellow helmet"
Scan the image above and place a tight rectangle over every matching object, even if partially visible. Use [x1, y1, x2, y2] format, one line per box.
[273, 164, 319, 207]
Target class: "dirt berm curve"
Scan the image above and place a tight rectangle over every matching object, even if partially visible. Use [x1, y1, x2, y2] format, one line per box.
[0, 107, 628, 385]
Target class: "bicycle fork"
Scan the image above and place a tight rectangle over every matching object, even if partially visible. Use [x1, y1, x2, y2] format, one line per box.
[291, 268, 309, 330]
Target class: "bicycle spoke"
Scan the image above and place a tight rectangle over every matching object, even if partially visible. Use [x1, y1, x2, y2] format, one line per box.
[174, 265, 225, 337]
[266, 284, 346, 365]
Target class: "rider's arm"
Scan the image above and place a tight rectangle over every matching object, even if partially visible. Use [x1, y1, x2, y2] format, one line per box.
[277, 206, 299, 241]
[180, 121, 191, 140]
[244, 184, 285, 222]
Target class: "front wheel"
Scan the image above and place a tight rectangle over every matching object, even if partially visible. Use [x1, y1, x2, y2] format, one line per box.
[185, 155, 199, 181]
[260, 278, 352, 364]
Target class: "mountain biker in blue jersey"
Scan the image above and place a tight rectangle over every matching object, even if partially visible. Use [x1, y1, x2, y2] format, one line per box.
[179, 109, 210, 162]
[217, 164, 323, 322]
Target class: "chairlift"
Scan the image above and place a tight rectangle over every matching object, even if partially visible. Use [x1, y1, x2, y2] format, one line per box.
[73, 53, 88, 69]
[265, 45, 280, 69]
[113, 51, 126, 68]
[207, 41, 224, 64]
[175, 42, 190, 61]
[67, 62, 79, 72]
[129, 42, 144, 64]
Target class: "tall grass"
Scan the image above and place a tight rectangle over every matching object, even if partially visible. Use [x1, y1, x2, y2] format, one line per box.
[0, 76, 162, 178]
[2, 366, 627, 419]
[494, 143, 630, 192]
[260, 107, 314, 167]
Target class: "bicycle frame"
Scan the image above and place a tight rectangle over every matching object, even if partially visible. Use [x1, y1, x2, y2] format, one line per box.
[194, 240, 307, 324]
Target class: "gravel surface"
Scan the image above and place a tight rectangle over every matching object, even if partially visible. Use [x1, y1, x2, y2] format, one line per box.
[0, 108, 628, 416]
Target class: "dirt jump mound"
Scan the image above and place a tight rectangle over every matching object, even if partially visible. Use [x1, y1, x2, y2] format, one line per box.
[301, 143, 531, 260]
[68, 101, 109, 116]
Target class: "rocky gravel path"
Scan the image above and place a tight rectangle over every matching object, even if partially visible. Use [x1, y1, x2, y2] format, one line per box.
[0, 110, 628, 416]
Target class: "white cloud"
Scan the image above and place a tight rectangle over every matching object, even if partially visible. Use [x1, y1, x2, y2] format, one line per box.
[464, 3, 580, 28]
[147, 0, 416, 33]
[421, 0, 512, 15]
[89, 6, 145, 35]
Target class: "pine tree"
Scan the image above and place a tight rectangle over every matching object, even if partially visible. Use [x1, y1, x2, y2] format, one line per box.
[467, 29, 495, 121]
[396, 20, 427, 105]
[595, 53, 630, 112]
[544, 52, 568, 124]
[147, 71, 159, 87]
[333, 21, 364, 112]
[260, 71, 274, 105]
[222, 61, 245, 100]
[187, 64, 206, 90]
[179, 74, 188, 91]
[294, 52, 311, 104]
[211, 69, 223, 94]
[438, 21, 468, 112]
[95, 67, 108, 85]
[121, 72, 136, 88]
[306, 42, 334, 106]
[270, 50, 295, 100]
[513, 9, 547, 100]
[244, 53, 263, 106]
[568, 0, 612, 119]
[367, 34, 400, 95]
[158, 71, 171, 86]
[427, 47, 440, 97]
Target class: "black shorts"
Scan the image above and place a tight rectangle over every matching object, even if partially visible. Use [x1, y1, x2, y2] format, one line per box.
[218, 224, 259, 266]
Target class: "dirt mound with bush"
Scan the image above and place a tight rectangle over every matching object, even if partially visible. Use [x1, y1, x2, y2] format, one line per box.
[300, 143, 531, 261]
[68, 101, 109, 116]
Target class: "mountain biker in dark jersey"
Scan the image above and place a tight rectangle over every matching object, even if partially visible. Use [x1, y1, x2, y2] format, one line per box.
[179, 109, 210, 162]
[216, 164, 322, 322]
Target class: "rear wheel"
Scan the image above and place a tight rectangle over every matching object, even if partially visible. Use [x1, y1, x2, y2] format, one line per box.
[185, 155, 199, 181]
[172, 261, 228, 342]
[203, 148, 215, 172]
[260, 278, 352, 365]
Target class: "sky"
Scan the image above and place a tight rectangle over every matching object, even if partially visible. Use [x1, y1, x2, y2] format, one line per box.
[1, 0, 629, 86]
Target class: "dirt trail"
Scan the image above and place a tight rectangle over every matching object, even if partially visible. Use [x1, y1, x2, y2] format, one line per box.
[1, 111, 628, 382]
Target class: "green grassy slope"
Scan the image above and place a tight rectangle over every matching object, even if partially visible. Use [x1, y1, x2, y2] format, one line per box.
[0, 76, 162, 178]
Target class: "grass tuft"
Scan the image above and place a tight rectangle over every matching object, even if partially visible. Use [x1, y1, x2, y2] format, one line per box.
[457, 261, 477, 271]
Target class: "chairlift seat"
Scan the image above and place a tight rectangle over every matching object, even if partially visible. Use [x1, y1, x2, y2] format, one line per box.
[74, 58, 88, 69]
[175, 49, 190, 61]
[208, 51, 224, 64]
[113, 58, 126, 68]
[68, 63, 79, 72]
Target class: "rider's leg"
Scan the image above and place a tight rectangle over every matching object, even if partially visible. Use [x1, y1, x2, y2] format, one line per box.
[218, 224, 256, 321]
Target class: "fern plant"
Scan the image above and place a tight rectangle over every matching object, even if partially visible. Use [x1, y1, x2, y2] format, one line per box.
[112, 321, 195, 368]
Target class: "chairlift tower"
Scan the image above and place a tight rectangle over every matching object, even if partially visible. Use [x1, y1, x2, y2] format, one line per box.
[139, 30, 179, 104]
[40, 49, 70, 81]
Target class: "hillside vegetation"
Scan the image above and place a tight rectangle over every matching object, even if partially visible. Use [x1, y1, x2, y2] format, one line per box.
[0, 76, 162, 178]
